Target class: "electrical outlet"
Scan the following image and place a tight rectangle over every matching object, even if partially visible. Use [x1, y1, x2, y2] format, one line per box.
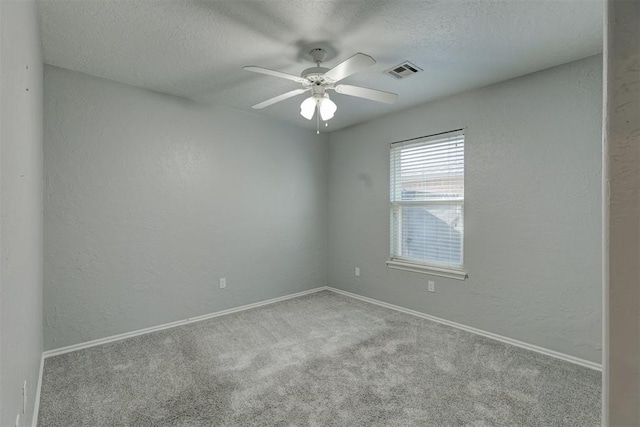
[219, 278, 226, 289]
[355, 267, 360, 277]
[428, 280, 435, 292]
[22, 381, 27, 413]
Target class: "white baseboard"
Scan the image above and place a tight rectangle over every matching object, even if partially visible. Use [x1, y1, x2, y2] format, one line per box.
[33, 283, 599, 427]
[41, 284, 602, 372]
[31, 354, 44, 427]
[43, 286, 328, 359]
[40, 283, 601, 367]
[326, 287, 602, 371]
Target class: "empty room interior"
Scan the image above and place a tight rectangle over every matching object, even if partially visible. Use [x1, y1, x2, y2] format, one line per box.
[1, 0, 639, 426]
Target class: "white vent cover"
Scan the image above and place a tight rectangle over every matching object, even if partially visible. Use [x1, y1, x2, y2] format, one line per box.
[385, 61, 423, 79]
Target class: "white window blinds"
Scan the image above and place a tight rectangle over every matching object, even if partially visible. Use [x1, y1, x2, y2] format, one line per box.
[390, 129, 465, 270]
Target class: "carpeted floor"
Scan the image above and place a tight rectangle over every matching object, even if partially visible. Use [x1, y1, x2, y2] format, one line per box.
[37, 290, 601, 426]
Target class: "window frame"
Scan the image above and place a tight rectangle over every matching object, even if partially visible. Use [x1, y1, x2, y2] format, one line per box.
[387, 129, 467, 280]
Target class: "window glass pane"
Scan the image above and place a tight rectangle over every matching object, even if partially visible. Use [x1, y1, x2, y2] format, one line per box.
[396, 138, 464, 201]
[398, 204, 463, 266]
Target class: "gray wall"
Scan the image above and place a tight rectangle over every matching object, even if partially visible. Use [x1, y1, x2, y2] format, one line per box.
[604, 0, 640, 423]
[0, 0, 44, 425]
[44, 66, 328, 350]
[328, 55, 602, 363]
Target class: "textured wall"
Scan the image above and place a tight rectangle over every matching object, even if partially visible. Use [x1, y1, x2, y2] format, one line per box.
[328, 55, 602, 363]
[0, 0, 44, 425]
[604, 0, 640, 424]
[44, 66, 328, 350]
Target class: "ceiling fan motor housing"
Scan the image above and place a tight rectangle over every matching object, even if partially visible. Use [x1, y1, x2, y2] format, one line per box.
[301, 66, 331, 83]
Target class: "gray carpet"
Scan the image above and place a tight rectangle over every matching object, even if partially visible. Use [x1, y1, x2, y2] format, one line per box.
[37, 291, 601, 426]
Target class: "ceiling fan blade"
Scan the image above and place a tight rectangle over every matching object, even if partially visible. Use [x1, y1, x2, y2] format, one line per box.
[324, 53, 376, 83]
[334, 84, 398, 104]
[251, 88, 308, 109]
[243, 66, 307, 84]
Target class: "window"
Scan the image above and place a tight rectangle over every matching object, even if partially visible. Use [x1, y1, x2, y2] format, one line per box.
[387, 129, 466, 280]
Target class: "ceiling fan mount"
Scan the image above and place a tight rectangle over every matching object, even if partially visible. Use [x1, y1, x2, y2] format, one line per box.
[243, 47, 399, 132]
[309, 47, 327, 64]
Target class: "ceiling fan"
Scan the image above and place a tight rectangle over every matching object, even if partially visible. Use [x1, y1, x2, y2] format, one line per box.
[243, 48, 398, 132]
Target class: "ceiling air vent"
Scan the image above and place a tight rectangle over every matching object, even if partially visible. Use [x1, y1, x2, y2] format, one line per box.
[385, 61, 423, 79]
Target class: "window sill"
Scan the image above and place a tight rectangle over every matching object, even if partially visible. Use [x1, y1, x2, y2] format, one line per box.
[386, 260, 468, 280]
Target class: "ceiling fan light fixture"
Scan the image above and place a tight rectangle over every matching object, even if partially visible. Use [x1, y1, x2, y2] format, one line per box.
[300, 96, 316, 120]
[319, 94, 337, 121]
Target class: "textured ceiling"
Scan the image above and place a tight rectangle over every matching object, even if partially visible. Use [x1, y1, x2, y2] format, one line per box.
[37, 0, 603, 132]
